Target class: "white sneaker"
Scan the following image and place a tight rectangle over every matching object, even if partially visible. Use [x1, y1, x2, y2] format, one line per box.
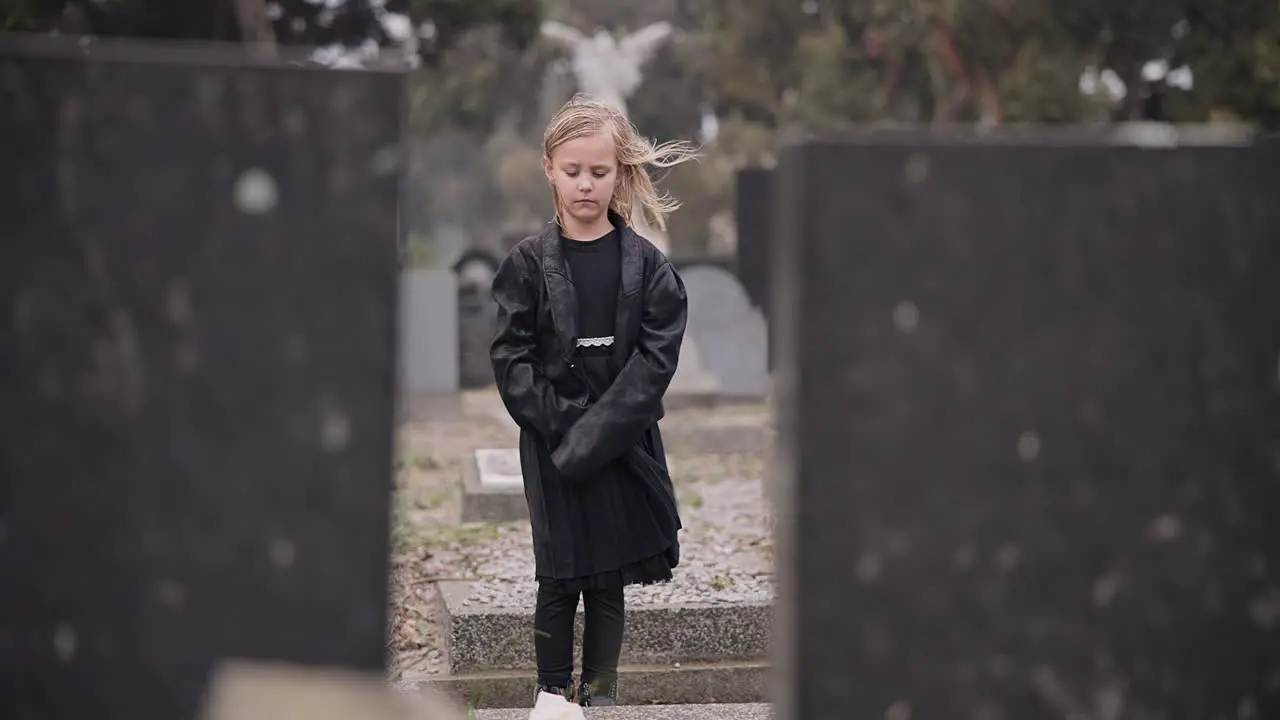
[529, 690, 586, 720]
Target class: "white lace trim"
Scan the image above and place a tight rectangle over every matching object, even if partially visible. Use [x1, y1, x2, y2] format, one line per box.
[576, 335, 615, 347]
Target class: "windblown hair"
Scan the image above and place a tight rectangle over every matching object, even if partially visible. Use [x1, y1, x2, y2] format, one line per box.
[543, 93, 699, 232]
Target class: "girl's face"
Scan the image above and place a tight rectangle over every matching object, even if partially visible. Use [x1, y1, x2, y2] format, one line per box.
[543, 131, 618, 230]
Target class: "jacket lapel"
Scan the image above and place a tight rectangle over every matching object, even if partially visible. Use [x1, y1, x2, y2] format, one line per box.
[539, 226, 577, 361]
[612, 219, 644, 366]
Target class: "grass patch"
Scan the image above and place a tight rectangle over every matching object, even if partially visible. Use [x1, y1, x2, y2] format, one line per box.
[667, 451, 767, 485]
[677, 487, 704, 509]
[709, 574, 735, 591]
[394, 485, 455, 513]
[394, 451, 441, 472]
[415, 485, 453, 510]
[392, 519, 502, 554]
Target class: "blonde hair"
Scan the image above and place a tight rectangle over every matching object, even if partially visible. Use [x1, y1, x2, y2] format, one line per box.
[543, 93, 699, 233]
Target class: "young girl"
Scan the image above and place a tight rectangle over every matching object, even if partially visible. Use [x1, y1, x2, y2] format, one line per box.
[490, 94, 698, 714]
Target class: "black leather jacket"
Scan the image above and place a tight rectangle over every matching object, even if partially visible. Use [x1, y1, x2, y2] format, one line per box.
[489, 213, 685, 580]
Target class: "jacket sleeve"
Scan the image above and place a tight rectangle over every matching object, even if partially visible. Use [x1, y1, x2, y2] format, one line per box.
[550, 260, 687, 478]
[490, 249, 586, 445]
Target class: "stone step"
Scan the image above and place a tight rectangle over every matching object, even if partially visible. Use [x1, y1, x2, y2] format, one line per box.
[476, 702, 773, 719]
[411, 660, 769, 709]
[440, 580, 771, 673]
[660, 413, 769, 455]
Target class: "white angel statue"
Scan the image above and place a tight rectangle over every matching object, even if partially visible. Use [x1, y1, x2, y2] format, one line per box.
[539, 20, 674, 118]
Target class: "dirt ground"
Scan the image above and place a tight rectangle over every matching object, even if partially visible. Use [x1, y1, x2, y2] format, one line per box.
[387, 393, 516, 679]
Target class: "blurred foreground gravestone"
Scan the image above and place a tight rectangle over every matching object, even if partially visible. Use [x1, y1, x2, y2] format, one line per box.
[0, 36, 406, 720]
[199, 661, 466, 720]
[771, 132, 1280, 719]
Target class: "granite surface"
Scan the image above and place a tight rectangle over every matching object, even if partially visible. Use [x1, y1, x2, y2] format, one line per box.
[660, 407, 770, 456]
[0, 37, 405, 720]
[413, 660, 769, 709]
[460, 449, 530, 524]
[681, 265, 769, 400]
[771, 136, 1280, 719]
[734, 167, 775, 371]
[476, 702, 773, 720]
[442, 579, 772, 673]
[734, 167, 774, 318]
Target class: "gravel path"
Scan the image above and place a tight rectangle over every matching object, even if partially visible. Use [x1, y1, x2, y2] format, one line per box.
[445, 471, 775, 610]
[389, 391, 774, 679]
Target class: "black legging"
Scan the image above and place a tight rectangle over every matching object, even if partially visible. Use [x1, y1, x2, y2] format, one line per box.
[533, 583, 625, 691]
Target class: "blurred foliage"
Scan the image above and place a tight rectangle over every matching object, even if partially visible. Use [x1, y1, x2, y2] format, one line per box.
[406, 24, 552, 138]
[2, 0, 542, 65]
[403, 0, 1280, 263]
[13, 0, 1276, 262]
[694, 0, 1280, 130]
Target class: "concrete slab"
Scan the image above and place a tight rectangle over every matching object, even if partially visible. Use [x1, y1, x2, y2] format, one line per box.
[410, 660, 769, 709]
[475, 702, 773, 719]
[460, 448, 528, 523]
[440, 581, 771, 674]
[660, 412, 770, 456]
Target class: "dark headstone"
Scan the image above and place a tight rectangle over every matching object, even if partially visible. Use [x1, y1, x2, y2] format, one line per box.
[735, 168, 775, 370]
[453, 250, 500, 389]
[735, 167, 774, 316]
[772, 134, 1280, 720]
[0, 36, 404, 720]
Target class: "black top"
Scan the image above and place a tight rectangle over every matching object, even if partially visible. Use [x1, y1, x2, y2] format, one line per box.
[562, 229, 622, 397]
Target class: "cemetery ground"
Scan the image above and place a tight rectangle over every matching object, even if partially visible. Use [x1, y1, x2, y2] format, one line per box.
[387, 389, 775, 710]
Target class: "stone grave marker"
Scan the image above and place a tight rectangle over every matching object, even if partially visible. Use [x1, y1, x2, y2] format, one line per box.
[461, 448, 527, 522]
[475, 448, 523, 489]
[660, 410, 770, 456]
[772, 131, 1280, 719]
[736, 167, 776, 371]
[735, 167, 774, 317]
[399, 268, 460, 421]
[666, 330, 723, 407]
[0, 35, 404, 720]
[680, 265, 769, 401]
[453, 251, 501, 390]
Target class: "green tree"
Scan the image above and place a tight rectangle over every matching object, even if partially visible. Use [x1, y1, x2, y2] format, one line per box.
[1168, 1, 1280, 127]
[689, 0, 1280, 130]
